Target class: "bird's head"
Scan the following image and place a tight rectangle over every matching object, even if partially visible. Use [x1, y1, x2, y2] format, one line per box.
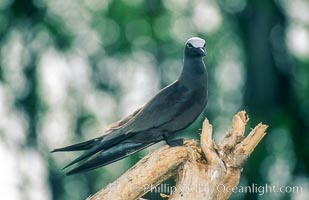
[184, 37, 206, 58]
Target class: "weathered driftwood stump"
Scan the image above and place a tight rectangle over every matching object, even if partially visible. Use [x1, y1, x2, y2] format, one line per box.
[87, 111, 268, 200]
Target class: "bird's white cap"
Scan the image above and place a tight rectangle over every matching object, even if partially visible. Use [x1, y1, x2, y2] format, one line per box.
[186, 37, 205, 48]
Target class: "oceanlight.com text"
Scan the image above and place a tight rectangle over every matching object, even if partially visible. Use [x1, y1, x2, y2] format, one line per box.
[143, 183, 303, 196]
[217, 183, 303, 195]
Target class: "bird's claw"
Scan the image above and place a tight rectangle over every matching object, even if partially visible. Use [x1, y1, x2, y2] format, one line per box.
[166, 138, 184, 147]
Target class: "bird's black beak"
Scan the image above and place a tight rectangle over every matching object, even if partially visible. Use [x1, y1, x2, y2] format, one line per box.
[197, 47, 206, 56]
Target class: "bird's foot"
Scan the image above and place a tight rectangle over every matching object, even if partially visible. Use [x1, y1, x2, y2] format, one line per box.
[166, 138, 184, 147]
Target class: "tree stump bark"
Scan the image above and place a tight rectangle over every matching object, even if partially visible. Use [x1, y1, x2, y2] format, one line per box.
[87, 111, 268, 200]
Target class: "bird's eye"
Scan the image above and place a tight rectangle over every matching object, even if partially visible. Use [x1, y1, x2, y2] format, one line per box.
[187, 43, 193, 48]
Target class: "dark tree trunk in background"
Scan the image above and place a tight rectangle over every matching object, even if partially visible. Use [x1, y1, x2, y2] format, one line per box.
[235, 1, 309, 198]
[237, 0, 286, 117]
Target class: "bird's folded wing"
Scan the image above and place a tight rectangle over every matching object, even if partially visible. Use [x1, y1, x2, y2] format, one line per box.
[98, 81, 192, 145]
[117, 81, 193, 133]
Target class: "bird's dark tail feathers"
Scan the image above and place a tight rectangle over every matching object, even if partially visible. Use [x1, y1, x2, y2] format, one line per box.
[50, 137, 103, 153]
[66, 141, 155, 175]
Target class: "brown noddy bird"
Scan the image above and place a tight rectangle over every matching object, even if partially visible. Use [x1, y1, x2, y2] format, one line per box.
[51, 37, 208, 175]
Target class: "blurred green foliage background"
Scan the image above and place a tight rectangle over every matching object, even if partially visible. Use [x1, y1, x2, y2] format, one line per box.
[0, 0, 308, 199]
